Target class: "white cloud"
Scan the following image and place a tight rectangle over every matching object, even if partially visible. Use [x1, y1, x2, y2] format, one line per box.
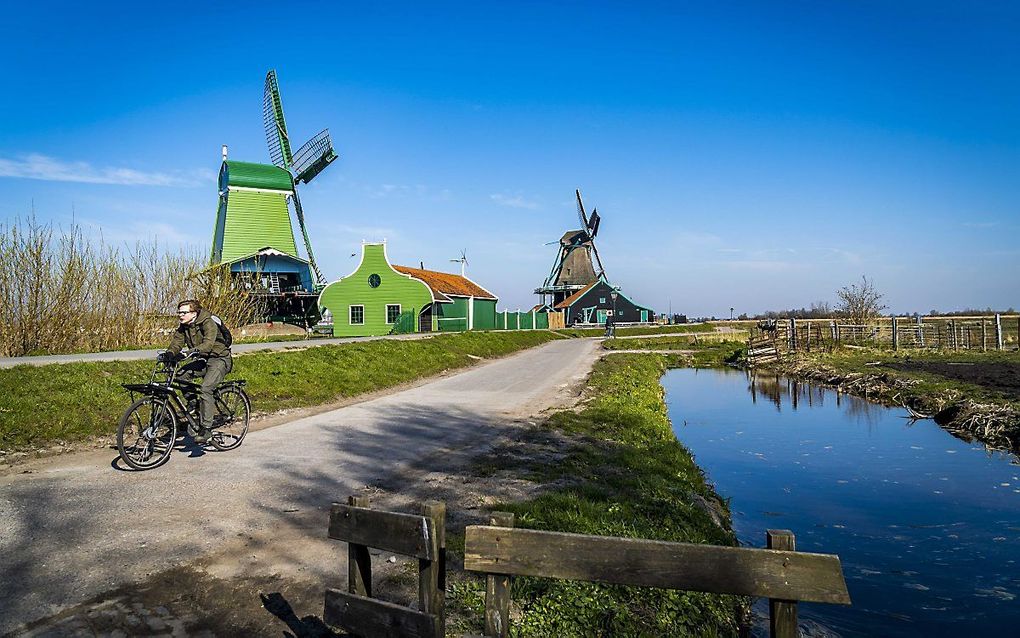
[77, 217, 204, 247]
[490, 193, 540, 210]
[0, 153, 209, 187]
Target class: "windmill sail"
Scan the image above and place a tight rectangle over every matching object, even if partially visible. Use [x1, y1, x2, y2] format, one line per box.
[292, 129, 338, 184]
[263, 70, 293, 170]
[261, 70, 338, 285]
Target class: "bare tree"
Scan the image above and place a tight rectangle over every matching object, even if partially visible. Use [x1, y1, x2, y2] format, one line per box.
[835, 275, 887, 324]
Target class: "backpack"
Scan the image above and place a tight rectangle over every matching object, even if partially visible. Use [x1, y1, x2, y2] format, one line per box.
[210, 314, 233, 347]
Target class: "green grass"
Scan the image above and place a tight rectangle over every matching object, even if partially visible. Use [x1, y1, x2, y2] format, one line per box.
[556, 323, 718, 338]
[602, 333, 744, 350]
[448, 354, 744, 637]
[0, 331, 562, 451]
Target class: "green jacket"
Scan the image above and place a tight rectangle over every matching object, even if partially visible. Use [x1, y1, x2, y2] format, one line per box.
[168, 309, 231, 359]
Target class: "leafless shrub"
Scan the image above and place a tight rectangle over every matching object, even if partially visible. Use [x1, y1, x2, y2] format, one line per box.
[836, 275, 887, 325]
[0, 215, 260, 357]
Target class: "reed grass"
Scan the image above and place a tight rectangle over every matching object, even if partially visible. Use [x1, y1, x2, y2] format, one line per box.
[0, 215, 259, 357]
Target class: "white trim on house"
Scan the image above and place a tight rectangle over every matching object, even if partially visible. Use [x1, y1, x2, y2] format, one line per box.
[349, 304, 365, 325]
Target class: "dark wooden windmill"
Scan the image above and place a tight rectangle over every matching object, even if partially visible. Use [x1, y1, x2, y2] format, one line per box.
[534, 189, 606, 307]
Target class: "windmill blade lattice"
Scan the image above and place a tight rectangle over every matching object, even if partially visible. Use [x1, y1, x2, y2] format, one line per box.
[575, 189, 589, 231]
[263, 70, 293, 170]
[292, 129, 338, 184]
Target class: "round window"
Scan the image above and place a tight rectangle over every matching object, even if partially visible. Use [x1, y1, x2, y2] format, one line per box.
[368, 274, 381, 288]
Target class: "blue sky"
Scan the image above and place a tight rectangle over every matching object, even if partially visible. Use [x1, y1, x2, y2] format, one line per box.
[2, 1, 1018, 316]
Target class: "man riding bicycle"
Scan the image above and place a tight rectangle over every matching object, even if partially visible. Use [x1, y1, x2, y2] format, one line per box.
[167, 299, 232, 444]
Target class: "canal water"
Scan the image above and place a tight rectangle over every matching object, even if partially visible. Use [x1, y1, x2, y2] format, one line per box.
[663, 367, 1020, 637]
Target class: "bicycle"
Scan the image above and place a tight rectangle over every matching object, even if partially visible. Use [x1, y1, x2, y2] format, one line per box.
[117, 350, 251, 470]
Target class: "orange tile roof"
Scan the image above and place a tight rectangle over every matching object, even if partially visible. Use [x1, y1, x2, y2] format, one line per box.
[393, 265, 497, 300]
[554, 280, 599, 309]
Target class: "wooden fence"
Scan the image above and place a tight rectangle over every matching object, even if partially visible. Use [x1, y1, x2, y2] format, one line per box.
[324, 496, 447, 638]
[322, 499, 851, 638]
[747, 314, 1019, 361]
[464, 513, 850, 638]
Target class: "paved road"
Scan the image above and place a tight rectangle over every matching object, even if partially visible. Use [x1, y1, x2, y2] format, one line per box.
[0, 338, 600, 635]
[0, 333, 437, 369]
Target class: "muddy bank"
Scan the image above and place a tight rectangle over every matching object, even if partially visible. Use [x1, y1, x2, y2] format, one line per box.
[768, 359, 1020, 453]
[881, 360, 1020, 400]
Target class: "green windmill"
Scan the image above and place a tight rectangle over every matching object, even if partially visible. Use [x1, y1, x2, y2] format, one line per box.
[210, 70, 338, 321]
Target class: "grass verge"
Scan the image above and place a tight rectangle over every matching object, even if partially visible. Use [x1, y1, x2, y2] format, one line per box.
[0, 331, 562, 452]
[556, 323, 718, 338]
[447, 353, 745, 637]
[602, 333, 746, 350]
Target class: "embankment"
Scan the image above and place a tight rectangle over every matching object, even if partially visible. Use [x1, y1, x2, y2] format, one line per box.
[767, 351, 1020, 453]
[446, 352, 744, 636]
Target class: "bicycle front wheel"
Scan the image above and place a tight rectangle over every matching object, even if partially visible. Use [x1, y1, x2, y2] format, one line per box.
[117, 396, 177, 470]
[209, 387, 250, 451]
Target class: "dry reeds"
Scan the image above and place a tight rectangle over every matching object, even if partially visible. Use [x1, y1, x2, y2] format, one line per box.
[0, 215, 260, 357]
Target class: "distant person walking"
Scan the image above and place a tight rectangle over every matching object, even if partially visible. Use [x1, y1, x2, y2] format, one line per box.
[167, 299, 233, 443]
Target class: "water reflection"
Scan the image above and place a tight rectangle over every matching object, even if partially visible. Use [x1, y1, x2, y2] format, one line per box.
[664, 367, 1020, 638]
[747, 370, 885, 427]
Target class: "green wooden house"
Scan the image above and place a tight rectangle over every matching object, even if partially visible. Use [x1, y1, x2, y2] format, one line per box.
[317, 242, 499, 337]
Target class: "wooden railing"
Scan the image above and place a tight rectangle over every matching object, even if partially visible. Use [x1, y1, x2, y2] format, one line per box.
[463, 513, 851, 638]
[324, 496, 446, 638]
[323, 501, 851, 638]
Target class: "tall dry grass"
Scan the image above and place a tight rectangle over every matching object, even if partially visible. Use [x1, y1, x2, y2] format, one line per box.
[0, 216, 261, 357]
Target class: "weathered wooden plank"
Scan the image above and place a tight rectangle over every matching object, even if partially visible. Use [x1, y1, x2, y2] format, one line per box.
[329, 503, 436, 560]
[767, 530, 798, 638]
[464, 526, 851, 605]
[346, 496, 373, 597]
[484, 513, 514, 638]
[419, 501, 445, 638]
[324, 589, 438, 638]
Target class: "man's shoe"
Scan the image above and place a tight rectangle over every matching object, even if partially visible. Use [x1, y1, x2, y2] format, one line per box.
[193, 429, 211, 444]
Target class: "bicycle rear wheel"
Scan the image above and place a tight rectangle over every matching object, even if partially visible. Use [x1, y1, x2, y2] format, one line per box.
[117, 396, 177, 470]
[209, 387, 250, 451]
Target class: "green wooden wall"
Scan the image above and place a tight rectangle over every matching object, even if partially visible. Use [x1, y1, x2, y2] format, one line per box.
[317, 243, 433, 337]
[473, 298, 497, 330]
[218, 190, 299, 262]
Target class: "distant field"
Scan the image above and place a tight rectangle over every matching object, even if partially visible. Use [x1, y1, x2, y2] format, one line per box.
[557, 323, 718, 338]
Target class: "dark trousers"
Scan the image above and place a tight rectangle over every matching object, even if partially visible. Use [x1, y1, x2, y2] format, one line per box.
[180, 356, 232, 430]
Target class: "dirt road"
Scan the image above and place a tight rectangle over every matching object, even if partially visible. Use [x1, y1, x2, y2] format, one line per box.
[0, 337, 601, 636]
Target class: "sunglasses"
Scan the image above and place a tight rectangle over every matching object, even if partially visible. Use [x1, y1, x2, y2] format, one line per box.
[177, 310, 194, 315]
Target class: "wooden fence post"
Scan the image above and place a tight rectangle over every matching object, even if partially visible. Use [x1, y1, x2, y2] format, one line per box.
[892, 316, 898, 350]
[995, 314, 1003, 350]
[789, 318, 797, 350]
[484, 512, 515, 638]
[767, 530, 798, 638]
[982, 320, 987, 352]
[348, 495, 372, 598]
[421, 501, 446, 637]
[917, 315, 925, 347]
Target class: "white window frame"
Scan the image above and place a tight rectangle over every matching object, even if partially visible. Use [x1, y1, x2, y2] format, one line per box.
[349, 305, 365, 325]
[385, 303, 402, 324]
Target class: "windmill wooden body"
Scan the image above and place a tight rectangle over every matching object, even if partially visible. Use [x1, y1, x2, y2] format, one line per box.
[210, 70, 339, 325]
[534, 190, 606, 307]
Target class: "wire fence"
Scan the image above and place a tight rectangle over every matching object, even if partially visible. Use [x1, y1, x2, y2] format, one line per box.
[749, 315, 1020, 354]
